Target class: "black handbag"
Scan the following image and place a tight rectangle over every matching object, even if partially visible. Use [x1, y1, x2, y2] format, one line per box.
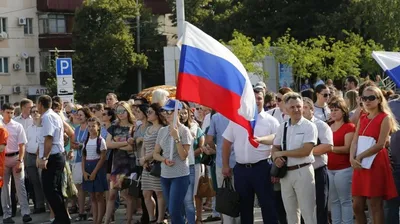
[215, 177, 240, 217]
[200, 154, 214, 166]
[150, 161, 161, 177]
[270, 121, 288, 178]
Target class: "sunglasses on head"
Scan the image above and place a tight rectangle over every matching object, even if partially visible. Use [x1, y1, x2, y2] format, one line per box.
[361, 95, 377, 102]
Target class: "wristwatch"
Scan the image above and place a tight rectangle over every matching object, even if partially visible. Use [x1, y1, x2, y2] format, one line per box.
[174, 138, 181, 144]
[41, 157, 48, 161]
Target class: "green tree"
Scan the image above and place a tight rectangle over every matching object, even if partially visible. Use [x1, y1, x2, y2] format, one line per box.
[73, 0, 147, 103]
[45, 48, 59, 97]
[223, 31, 271, 78]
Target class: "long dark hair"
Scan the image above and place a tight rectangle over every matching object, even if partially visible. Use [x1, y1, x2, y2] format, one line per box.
[180, 102, 194, 128]
[150, 103, 166, 126]
[82, 117, 102, 157]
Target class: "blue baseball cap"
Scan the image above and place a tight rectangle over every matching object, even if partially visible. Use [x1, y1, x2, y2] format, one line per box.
[162, 99, 183, 111]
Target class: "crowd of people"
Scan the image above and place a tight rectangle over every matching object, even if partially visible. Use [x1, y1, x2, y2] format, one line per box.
[0, 75, 399, 224]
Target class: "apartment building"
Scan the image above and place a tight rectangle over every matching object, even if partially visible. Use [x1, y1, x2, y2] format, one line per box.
[0, 0, 42, 104]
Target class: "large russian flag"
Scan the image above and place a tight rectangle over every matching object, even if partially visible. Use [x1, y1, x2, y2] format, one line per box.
[372, 51, 400, 88]
[176, 22, 258, 147]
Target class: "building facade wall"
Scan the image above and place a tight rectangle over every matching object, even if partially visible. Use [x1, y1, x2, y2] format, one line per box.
[0, 0, 42, 104]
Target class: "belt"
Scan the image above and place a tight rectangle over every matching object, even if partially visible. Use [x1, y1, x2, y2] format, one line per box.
[237, 159, 267, 168]
[287, 163, 311, 171]
[5, 152, 19, 157]
[27, 152, 37, 156]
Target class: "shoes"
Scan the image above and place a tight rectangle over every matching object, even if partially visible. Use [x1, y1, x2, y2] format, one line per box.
[87, 215, 94, 221]
[75, 213, 87, 221]
[3, 217, 15, 224]
[33, 207, 46, 214]
[202, 215, 221, 222]
[23, 214, 32, 223]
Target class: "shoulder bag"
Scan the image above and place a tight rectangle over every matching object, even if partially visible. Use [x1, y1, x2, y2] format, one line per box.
[270, 121, 288, 178]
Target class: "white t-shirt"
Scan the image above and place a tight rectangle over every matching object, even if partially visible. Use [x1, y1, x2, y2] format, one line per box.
[84, 137, 107, 160]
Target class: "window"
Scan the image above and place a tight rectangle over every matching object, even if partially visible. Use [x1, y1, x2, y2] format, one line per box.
[0, 58, 8, 73]
[40, 51, 74, 72]
[24, 18, 33, 35]
[0, 96, 10, 109]
[39, 14, 66, 34]
[0, 18, 6, 33]
[25, 57, 35, 73]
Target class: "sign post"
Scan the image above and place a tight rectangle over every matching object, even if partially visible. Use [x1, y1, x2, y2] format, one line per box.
[56, 58, 74, 103]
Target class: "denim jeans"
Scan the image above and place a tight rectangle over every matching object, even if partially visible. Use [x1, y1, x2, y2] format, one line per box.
[161, 175, 190, 224]
[384, 164, 400, 224]
[183, 165, 196, 224]
[328, 167, 353, 224]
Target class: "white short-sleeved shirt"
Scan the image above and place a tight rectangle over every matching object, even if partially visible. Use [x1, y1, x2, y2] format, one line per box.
[267, 108, 290, 124]
[84, 137, 107, 160]
[26, 124, 39, 154]
[314, 104, 331, 122]
[4, 119, 27, 153]
[38, 109, 65, 158]
[273, 117, 318, 166]
[201, 113, 211, 132]
[14, 115, 33, 132]
[223, 111, 280, 164]
[311, 117, 333, 169]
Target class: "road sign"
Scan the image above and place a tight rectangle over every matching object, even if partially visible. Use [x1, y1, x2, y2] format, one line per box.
[56, 58, 74, 102]
[56, 58, 73, 76]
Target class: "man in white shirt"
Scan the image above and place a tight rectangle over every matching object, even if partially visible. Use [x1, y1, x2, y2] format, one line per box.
[272, 92, 318, 224]
[222, 88, 280, 223]
[13, 99, 33, 131]
[37, 95, 70, 224]
[24, 106, 46, 214]
[1, 103, 31, 224]
[303, 97, 333, 224]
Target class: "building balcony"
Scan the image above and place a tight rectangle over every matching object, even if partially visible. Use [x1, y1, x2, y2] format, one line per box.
[37, 0, 84, 12]
[39, 34, 73, 50]
[143, 0, 171, 15]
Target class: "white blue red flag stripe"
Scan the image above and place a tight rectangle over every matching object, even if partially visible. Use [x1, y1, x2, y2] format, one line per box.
[176, 22, 258, 147]
[372, 51, 400, 88]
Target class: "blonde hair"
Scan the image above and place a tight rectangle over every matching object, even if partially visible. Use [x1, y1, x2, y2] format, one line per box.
[152, 89, 169, 106]
[363, 86, 399, 133]
[115, 101, 136, 125]
[345, 90, 358, 112]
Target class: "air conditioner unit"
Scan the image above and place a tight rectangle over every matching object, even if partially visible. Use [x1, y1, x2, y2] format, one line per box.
[0, 32, 7, 40]
[13, 86, 21, 94]
[13, 63, 21, 71]
[21, 52, 29, 59]
[18, 17, 26, 26]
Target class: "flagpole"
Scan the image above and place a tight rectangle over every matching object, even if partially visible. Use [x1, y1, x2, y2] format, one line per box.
[170, 100, 180, 160]
[176, 0, 185, 39]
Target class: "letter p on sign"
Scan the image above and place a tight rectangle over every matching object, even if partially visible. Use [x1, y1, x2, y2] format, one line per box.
[56, 58, 73, 76]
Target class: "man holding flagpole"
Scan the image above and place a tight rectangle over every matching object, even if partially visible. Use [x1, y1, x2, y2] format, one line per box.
[221, 88, 280, 223]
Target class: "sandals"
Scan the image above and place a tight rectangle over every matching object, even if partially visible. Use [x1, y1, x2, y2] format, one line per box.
[75, 214, 87, 221]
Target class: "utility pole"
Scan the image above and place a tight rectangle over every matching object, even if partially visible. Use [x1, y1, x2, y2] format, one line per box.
[136, 0, 142, 92]
[176, 0, 185, 39]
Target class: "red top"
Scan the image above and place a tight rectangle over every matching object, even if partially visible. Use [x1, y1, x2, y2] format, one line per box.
[327, 123, 355, 170]
[0, 127, 9, 188]
[352, 112, 398, 199]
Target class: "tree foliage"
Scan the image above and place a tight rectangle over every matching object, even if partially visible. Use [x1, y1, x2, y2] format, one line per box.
[73, 0, 147, 103]
[223, 31, 271, 78]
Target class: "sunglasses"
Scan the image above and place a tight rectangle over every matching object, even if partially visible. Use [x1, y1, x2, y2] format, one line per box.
[71, 110, 77, 114]
[165, 110, 175, 115]
[116, 110, 127, 115]
[322, 93, 331, 98]
[361, 95, 377, 102]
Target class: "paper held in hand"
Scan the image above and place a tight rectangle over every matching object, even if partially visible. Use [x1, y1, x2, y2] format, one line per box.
[356, 136, 377, 169]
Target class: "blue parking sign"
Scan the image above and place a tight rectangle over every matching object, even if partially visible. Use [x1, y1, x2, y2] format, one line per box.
[56, 58, 72, 76]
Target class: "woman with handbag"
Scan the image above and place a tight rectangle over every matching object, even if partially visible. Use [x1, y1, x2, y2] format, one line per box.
[140, 103, 167, 224]
[180, 102, 205, 224]
[104, 102, 135, 224]
[350, 86, 399, 224]
[153, 100, 193, 224]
